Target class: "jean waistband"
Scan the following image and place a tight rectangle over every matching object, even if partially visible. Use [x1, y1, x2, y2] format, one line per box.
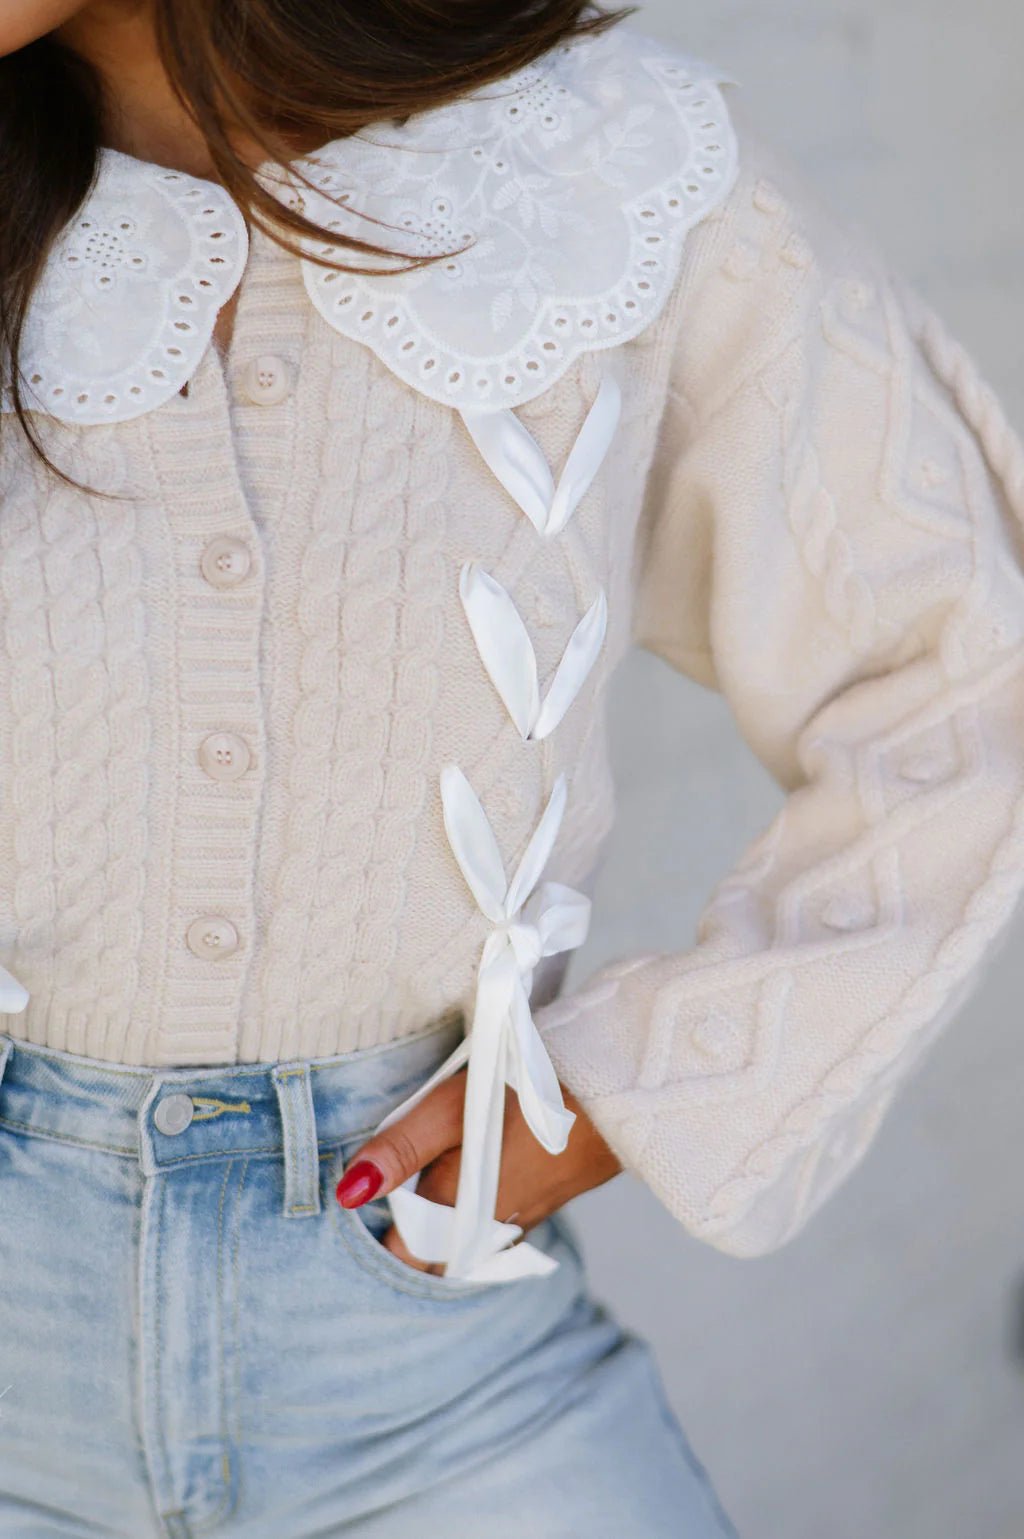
[0, 1017, 464, 1211]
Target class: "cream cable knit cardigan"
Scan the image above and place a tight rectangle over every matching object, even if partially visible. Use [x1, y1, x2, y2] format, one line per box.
[2, 30, 1022, 1260]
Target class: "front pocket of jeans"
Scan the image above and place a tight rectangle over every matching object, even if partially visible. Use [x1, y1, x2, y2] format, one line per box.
[324, 1142, 558, 1304]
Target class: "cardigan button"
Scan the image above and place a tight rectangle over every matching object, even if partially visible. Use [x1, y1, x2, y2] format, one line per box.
[200, 535, 252, 588]
[240, 354, 290, 406]
[186, 916, 240, 960]
[198, 731, 251, 781]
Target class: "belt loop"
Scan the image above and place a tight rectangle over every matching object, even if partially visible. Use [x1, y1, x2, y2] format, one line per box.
[0, 1037, 11, 1092]
[271, 1063, 321, 1219]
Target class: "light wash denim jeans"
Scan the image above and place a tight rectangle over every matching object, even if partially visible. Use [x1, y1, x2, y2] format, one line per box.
[0, 1017, 739, 1538]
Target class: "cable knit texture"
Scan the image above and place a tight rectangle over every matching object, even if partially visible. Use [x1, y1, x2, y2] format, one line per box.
[1, 34, 1023, 1259]
[534, 97, 1024, 1255]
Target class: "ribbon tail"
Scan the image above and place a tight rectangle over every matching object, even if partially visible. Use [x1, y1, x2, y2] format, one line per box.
[546, 371, 623, 536]
[507, 975, 576, 1155]
[386, 1184, 524, 1268]
[503, 776, 569, 917]
[459, 408, 555, 535]
[461, 1237, 560, 1282]
[378, 1027, 480, 1269]
[439, 762, 509, 922]
[459, 562, 540, 740]
[373, 1033, 472, 1137]
[531, 589, 608, 742]
[444, 989, 562, 1280]
[379, 940, 576, 1284]
[444, 949, 517, 1277]
[381, 948, 526, 1281]
[388, 1180, 556, 1281]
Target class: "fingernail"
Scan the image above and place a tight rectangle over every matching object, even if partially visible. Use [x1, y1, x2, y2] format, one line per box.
[335, 1159, 384, 1209]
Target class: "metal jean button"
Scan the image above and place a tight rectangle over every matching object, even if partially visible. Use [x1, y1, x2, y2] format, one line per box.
[154, 1092, 195, 1136]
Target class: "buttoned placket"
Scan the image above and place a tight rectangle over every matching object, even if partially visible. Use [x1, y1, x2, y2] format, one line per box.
[141, 278, 272, 1065]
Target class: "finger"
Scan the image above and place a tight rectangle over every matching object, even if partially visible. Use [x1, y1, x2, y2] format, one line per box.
[334, 1070, 466, 1207]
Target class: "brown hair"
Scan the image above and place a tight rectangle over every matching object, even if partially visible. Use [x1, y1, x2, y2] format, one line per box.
[0, 0, 631, 471]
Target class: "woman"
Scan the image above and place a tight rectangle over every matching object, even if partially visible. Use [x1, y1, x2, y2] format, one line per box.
[1, 1, 1021, 1534]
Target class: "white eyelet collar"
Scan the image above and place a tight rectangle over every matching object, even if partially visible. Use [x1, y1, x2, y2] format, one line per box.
[2, 25, 738, 426]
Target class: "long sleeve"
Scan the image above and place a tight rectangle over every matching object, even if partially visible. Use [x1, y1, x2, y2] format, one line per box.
[533, 101, 1024, 1258]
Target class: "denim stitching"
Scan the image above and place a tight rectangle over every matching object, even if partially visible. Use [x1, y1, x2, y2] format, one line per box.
[0, 1113, 382, 1163]
[281, 1108, 298, 1216]
[272, 1068, 297, 1218]
[190, 1098, 252, 1122]
[277, 1068, 301, 1217]
[154, 1145, 286, 1167]
[231, 1159, 249, 1524]
[274, 1065, 321, 1217]
[333, 1201, 508, 1303]
[191, 1159, 235, 1533]
[0, 1114, 139, 1156]
[287, 1071, 307, 1212]
[0, 1015, 461, 1166]
[137, 1172, 171, 1533]
[296, 1068, 319, 1216]
[326, 1150, 506, 1304]
[152, 1177, 177, 1536]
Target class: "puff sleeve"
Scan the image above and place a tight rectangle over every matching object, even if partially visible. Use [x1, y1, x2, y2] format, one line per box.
[532, 104, 1024, 1258]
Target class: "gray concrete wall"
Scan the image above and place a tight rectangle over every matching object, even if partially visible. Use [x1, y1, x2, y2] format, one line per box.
[565, 4, 1024, 1535]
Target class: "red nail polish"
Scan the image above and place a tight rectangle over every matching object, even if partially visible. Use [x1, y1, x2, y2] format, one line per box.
[335, 1159, 384, 1209]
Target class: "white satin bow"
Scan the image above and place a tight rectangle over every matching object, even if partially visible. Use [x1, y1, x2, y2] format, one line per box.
[460, 371, 622, 538]
[372, 368, 619, 1282]
[375, 765, 591, 1282]
[460, 562, 607, 742]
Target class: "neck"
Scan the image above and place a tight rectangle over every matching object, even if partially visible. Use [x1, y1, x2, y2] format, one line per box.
[56, 0, 254, 179]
